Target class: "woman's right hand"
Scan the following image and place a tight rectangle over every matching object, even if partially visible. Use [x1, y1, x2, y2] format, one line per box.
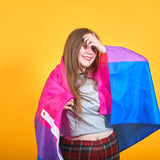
[63, 99, 74, 110]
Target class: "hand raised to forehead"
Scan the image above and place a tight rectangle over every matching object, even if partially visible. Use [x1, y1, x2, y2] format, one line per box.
[82, 33, 106, 53]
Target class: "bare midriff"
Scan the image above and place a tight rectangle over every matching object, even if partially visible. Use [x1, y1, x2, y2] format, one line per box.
[63, 130, 113, 141]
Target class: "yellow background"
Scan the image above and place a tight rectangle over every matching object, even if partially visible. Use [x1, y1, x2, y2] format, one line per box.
[0, 0, 160, 159]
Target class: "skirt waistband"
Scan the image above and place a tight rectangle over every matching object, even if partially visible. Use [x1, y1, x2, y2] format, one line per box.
[60, 130, 116, 146]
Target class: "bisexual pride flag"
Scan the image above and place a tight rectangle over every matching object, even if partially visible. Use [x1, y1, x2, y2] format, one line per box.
[106, 46, 160, 151]
[35, 45, 160, 160]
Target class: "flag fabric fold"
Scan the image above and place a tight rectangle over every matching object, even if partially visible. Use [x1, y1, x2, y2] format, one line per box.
[106, 46, 160, 151]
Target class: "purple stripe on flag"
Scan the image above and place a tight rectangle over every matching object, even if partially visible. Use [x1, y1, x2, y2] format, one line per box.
[105, 46, 147, 62]
[35, 116, 60, 160]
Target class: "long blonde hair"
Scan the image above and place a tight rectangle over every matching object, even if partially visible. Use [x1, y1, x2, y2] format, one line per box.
[63, 28, 100, 114]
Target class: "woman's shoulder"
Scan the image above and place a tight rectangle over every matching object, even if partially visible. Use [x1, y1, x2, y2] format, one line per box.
[49, 64, 62, 80]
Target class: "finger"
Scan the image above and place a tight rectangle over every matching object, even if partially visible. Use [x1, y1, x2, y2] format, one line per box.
[66, 102, 73, 106]
[67, 100, 74, 106]
[83, 36, 90, 44]
[70, 99, 74, 103]
[83, 36, 94, 44]
[86, 40, 92, 46]
[70, 99, 75, 105]
[82, 33, 92, 39]
[83, 34, 94, 40]
[92, 33, 97, 38]
[63, 106, 72, 110]
[84, 38, 93, 46]
[83, 33, 96, 40]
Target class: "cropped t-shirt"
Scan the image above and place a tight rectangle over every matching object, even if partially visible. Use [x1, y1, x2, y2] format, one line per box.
[60, 75, 113, 137]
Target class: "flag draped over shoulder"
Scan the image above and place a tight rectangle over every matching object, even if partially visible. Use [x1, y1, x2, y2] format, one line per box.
[105, 46, 160, 151]
[34, 45, 160, 160]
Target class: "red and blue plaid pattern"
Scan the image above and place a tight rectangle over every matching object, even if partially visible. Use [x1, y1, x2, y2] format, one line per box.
[60, 131, 119, 160]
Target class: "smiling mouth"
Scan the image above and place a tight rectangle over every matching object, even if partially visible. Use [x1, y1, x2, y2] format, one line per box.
[82, 56, 92, 61]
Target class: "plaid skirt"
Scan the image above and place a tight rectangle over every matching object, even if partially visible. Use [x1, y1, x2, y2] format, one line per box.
[59, 131, 119, 160]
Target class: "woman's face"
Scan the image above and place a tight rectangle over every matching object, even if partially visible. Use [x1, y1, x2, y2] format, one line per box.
[78, 43, 98, 72]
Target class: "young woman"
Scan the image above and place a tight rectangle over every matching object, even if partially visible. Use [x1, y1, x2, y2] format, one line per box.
[59, 28, 119, 160]
[35, 28, 160, 160]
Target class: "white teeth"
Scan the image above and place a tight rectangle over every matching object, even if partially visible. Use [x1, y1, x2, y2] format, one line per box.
[83, 56, 91, 60]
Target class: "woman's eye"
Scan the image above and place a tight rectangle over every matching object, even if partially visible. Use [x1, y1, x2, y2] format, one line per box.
[82, 45, 97, 52]
[83, 45, 88, 49]
[92, 46, 96, 51]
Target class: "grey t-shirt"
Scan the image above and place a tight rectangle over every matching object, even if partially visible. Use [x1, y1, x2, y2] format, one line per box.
[60, 77, 113, 137]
